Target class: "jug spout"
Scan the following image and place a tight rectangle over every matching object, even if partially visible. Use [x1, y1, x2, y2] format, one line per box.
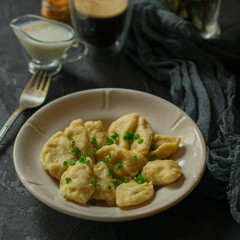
[10, 14, 38, 38]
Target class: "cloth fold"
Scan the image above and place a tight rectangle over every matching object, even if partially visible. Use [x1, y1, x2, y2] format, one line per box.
[125, 0, 240, 223]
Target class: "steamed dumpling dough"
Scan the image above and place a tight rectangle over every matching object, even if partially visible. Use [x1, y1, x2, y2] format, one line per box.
[95, 144, 148, 180]
[116, 180, 154, 207]
[141, 160, 182, 185]
[147, 134, 181, 159]
[84, 120, 108, 152]
[41, 131, 76, 180]
[92, 161, 115, 206]
[64, 119, 93, 157]
[60, 157, 95, 204]
[130, 116, 153, 155]
[107, 113, 139, 149]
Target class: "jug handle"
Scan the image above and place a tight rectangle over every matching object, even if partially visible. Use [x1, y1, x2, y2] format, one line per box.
[59, 39, 88, 64]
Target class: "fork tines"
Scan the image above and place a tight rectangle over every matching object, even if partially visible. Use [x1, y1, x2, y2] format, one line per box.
[27, 71, 51, 90]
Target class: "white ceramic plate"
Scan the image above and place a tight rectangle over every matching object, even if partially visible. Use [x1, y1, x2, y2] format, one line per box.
[13, 88, 206, 221]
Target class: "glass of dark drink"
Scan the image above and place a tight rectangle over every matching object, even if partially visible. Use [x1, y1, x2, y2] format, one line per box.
[68, 0, 134, 57]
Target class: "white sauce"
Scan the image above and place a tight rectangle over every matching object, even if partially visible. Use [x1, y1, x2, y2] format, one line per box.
[14, 20, 74, 62]
[21, 21, 73, 42]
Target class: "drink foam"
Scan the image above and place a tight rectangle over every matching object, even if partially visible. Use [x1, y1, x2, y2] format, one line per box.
[74, 0, 128, 18]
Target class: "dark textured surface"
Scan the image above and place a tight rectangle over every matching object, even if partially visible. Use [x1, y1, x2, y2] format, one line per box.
[1, 0, 240, 239]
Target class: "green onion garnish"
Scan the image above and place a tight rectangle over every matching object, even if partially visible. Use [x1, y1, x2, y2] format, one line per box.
[107, 138, 114, 145]
[69, 138, 75, 143]
[90, 178, 95, 184]
[91, 137, 97, 144]
[65, 178, 72, 184]
[113, 179, 122, 186]
[108, 167, 113, 175]
[71, 146, 81, 153]
[150, 144, 157, 150]
[134, 174, 147, 184]
[116, 161, 123, 169]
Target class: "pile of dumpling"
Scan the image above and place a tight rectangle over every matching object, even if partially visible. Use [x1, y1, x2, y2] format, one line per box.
[41, 113, 182, 208]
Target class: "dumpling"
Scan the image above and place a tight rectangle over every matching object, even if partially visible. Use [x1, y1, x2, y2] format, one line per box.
[64, 119, 93, 157]
[130, 116, 153, 155]
[95, 144, 117, 162]
[41, 131, 76, 180]
[92, 161, 115, 206]
[107, 113, 139, 149]
[147, 135, 181, 160]
[60, 157, 95, 204]
[95, 144, 148, 180]
[141, 160, 182, 185]
[116, 180, 154, 207]
[84, 120, 108, 152]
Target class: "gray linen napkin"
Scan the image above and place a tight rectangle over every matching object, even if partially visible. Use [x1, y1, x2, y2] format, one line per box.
[125, 0, 240, 223]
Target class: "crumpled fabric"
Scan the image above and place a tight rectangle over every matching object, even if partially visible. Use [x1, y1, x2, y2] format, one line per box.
[124, 0, 240, 223]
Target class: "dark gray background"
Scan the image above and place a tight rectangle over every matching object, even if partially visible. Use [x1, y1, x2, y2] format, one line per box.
[1, 0, 240, 239]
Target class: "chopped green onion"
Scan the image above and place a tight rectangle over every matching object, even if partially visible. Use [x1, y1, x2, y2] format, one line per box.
[96, 184, 101, 188]
[116, 161, 123, 169]
[126, 131, 132, 137]
[113, 179, 122, 186]
[123, 177, 129, 183]
[123, 131, 140, 143]
[90, 178, 95, 184]
[91, 137, 97, 144]
[65, 178, 72, 184]
[71, 146, 81, 153]
[86, 152, 93, 156]
[85, 160, 90, 165]
[95, 146, 102, 150]
[123, 131, 133, 140]
[106, 185, 112, 189]
[108, 167, 113, 175]
[79, 155, 86, 162]
[107, 138, 114, 145]
[70, 160, 76, 166]
[102, 157, 108, 163]
[134, 155, 137, 161]
[111, 132, 119, 139]
[102, 152, 111, 163]
[150, 144, 157, 150]
[63, 194, 67, 198]
[134, 174, 147, 184]
[69, 138, 75, 143]
[63, 161, 68, 166]
[134, 133, 139, 139]
[148, 155, 160, 161]
[138, 139, 143, 144]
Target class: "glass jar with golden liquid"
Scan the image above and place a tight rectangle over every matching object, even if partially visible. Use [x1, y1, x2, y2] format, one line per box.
[41, 0, 71, 24]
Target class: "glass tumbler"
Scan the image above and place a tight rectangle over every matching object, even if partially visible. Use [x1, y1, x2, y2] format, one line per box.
[68, 0, 134, 57]
[164, 0, 222, 39]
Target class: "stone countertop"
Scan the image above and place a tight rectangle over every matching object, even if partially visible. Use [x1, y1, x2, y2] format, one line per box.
[1, 0, 240, 239]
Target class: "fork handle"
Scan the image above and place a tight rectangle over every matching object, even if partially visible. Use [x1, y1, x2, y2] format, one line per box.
[0, 107, 24, 143]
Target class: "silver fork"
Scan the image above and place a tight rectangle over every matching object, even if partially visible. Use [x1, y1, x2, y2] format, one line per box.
[0, 71, 51, 142]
